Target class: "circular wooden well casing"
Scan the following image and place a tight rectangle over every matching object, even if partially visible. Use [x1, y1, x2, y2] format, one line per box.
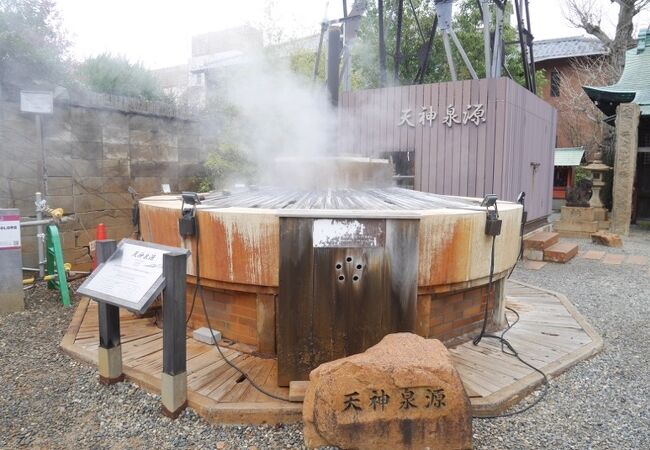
[139, 188, 522, 383]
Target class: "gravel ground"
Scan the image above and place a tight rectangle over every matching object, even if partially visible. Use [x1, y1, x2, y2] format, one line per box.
[1, 227, 649, 449]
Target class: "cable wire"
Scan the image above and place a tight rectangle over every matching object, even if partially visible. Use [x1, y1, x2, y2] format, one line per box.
[182, 204, 290, 402]
[472, 224, 550, 419]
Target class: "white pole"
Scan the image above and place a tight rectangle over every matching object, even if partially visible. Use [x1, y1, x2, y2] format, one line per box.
[450, 28, 478, 79]
[481, 1, 492, 77]
[442, 31, 457, 81]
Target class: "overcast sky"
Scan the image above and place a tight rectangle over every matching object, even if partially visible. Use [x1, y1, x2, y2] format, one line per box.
[56, 0, 650, 70]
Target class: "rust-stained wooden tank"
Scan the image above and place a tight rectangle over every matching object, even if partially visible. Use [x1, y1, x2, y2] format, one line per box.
[139, 158, 523, 385]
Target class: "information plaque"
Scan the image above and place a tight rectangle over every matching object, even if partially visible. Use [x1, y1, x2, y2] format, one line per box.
[78, 239, 189, 313]
[20, 90, 54, 114]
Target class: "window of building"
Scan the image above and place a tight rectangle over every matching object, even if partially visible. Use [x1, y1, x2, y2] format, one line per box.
[554, 167, 569, 187]
[550, 69, 561, 97]
[380, 151, 415, 189]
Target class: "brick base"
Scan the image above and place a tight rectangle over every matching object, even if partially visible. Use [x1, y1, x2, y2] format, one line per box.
[419, 282, 501, 343]
[185, 284, 258, 347]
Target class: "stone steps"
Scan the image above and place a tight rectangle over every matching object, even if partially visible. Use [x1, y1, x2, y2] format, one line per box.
[543, 242, 579, 263]
[523, 231, 578, 264]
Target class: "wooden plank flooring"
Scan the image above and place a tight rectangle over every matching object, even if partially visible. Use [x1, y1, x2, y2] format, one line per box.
[450, 280, 602, 415]
[60, 280, 602, 421]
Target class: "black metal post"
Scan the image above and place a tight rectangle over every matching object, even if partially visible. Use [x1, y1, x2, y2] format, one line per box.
[96, 239, 123, 385]
[378, 0, 388, 87]
[394, 0, 405, 83]
[161, 251, 188, 418]
[327, 25, 343, 107]
[414, 15, 438, 84]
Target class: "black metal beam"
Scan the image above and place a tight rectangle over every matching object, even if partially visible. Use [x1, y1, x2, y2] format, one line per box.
[394, 0, 405, 82]
[414, 15, 438, 84]
[162, 252, 188, 376]
[513, 0, 532, 91]
[378, 0, 387, 87]
[97, 240, 119, 350]
[327, 25, 343, 106]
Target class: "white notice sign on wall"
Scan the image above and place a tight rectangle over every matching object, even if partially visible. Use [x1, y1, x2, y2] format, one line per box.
[0, 214, 21, 250]
[20, 90, 54, 114]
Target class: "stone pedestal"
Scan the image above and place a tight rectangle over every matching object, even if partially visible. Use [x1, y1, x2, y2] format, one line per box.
[611, 103, 640, 235]
[98, 345, 124, 385]
[303, 333, 472, 450]
[554, 206, 609, 238]
[161, 372, 188, 418]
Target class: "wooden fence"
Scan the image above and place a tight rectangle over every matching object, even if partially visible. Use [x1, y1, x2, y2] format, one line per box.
[339, 77, 557, 222]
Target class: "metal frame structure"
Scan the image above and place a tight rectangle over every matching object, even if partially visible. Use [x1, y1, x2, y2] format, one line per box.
[319, 0, 538, 96]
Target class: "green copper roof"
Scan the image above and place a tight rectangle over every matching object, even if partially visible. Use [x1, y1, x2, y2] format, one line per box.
[554, 147, 585, 166]
[583, 26, 650, 118]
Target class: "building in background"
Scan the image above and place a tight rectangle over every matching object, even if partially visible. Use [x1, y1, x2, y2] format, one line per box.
[553, 146, 585, 209]
[153, 25, 264, 107]
[583, 27, 650, 225]
[534, 36, 608, 152]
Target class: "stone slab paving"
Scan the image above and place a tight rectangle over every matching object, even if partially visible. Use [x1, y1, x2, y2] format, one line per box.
[582, 250, 606, 260]
[523, 260, 547, 270]
[602, 254, 625, 265]
[627, 255, 648, 265]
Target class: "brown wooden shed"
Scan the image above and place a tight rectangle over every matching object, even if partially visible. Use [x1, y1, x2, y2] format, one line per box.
[339, 77, 557, 224]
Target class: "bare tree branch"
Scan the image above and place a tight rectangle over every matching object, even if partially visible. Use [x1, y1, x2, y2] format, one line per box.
[565, 0, 613, 46]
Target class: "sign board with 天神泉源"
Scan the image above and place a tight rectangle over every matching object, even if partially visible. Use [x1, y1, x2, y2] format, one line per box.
[78, 239, 189, 313]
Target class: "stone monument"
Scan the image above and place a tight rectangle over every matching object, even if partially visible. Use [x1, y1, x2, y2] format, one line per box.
[554, 157, 611, 238]
[303, 333, 472, 450]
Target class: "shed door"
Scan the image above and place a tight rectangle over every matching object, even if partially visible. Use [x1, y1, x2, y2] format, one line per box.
[277, 217, 418, 386]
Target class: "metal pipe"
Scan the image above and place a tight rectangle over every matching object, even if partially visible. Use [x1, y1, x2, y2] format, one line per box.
[442, 31, 457, 81]
[524, 0, 536, 92]
[513, 0, 531, 90]
[491, 6, 503, 78]
[480, 1, 492, 77]
[35, 192, 45, 278]
[378, 0, 388, 87]
[450, 28, 478, 79]
[394, 0, 405, 82]
[21, 218, 54, 227]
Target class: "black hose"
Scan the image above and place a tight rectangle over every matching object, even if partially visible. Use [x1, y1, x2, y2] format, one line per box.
[183, 205, 290, 402]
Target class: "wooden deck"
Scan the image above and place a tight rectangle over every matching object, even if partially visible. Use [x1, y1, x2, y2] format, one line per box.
[60, 280, 602, 423]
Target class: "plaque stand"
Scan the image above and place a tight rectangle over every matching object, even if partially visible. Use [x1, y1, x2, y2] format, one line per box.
[91, 240, 188, 418]
[161, 251, 188, 418]
[96, 240, 124, 385]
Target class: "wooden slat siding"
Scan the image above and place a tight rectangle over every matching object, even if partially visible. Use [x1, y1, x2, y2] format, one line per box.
[493, 78, 508, 195]
[443, 81, 455, 194]
[475, 79, 488, 197]
[415, 84, 425, 189]
[340, 78, 555, 221]
[460, 79, 472, 196]
[370, 88, 377, 155]
[420, 84, 432, 190]
[339, 92, 347, 154]
[400, 85, 409, 150]
[430, 83, 440, 192]
[363, 88, 369, 154]
[408, 84, 417, 151]
[465, 81, 475, 196]
[364, 89, 371, 156]
[501, 80, 514, 202]
[374, 87, 381, 153]
[429, 83, 440, 192]
[450, 80, 461, 194]
[382, 85, 390, 153]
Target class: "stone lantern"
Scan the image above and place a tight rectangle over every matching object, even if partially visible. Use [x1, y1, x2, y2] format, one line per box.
[584, 153, 611, 208]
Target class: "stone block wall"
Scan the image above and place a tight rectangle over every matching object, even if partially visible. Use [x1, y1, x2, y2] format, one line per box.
[0, 92, 212, 270]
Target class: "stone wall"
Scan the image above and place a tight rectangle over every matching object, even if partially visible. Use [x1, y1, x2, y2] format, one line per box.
[0, 92, 212, 270]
